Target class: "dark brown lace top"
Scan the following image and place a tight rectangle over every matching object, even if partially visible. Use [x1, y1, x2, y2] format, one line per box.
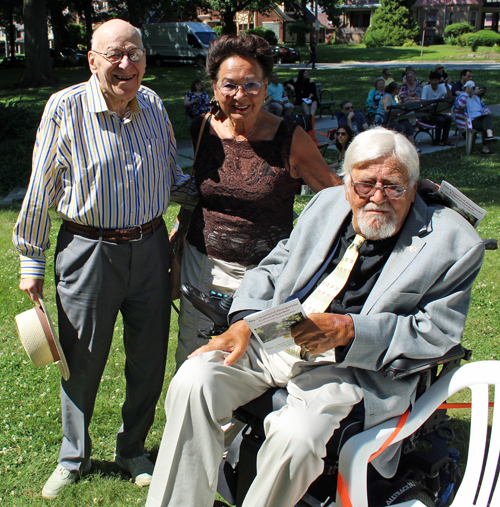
[186, 117, 299, 266]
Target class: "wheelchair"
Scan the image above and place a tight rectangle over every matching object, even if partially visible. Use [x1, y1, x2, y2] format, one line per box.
[181, 283, 473, 507]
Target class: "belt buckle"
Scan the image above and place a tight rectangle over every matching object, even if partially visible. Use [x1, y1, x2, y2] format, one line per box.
[129, 225, 143, 242]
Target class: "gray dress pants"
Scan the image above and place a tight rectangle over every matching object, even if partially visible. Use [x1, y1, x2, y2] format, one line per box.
[54, 221, 170, 471]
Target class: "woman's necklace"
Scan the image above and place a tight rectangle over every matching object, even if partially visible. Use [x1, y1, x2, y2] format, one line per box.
[229, 111, 261, 141]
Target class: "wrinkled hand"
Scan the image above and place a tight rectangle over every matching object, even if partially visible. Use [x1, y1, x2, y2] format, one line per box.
[291, 313, 354, 355]
[188, 320, 252, 367]
[19, 278, 44, 304]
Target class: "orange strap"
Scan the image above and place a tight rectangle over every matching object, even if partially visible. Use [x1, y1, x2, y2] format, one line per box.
[337, 472, 353, 507]
[438, 402, 493, 409]
[369, 408, 410, 463]
[336, 408, 410, 506]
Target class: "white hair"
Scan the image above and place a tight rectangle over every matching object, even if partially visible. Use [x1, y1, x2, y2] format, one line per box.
[340, 127, 420, 185]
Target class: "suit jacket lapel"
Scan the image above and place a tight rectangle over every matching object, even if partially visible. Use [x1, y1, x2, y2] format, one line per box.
[362, 195, 430, 314]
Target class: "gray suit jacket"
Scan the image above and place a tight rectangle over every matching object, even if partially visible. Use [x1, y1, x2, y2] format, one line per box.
[231, 186, 484, 452]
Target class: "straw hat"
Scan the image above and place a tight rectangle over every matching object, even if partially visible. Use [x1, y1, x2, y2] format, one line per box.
[15, 299, 70, 380]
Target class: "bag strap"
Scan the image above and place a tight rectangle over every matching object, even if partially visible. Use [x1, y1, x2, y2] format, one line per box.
[176, 112, 211, 227]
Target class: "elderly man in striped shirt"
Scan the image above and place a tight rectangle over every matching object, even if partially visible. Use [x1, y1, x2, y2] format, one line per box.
[13, 18, 196, 499]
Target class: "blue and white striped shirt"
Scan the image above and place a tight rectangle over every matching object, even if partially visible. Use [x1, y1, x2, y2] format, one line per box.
[13, 74, 197, 278]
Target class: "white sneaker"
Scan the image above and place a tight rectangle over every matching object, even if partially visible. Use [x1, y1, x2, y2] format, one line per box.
[41, 461, 91, 499]
[115, 454, 154, 487]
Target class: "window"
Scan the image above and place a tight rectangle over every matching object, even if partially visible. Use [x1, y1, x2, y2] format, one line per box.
[447, 8, 453, 26]
[425, 11, 438, 29]
[470, 10, 477, 28]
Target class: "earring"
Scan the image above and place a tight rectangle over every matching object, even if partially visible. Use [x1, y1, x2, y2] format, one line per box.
[210, 98, 225, 120]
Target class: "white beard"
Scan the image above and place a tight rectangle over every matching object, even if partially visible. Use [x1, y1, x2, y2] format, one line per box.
[357, 204, 398, 240]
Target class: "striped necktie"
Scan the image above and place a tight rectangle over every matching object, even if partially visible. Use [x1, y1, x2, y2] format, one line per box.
[286, 233, 366, 358]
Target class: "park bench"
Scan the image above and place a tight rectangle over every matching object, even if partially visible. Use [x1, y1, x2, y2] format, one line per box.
[290, 82, 335, 118]
[384, 97, 454, 144]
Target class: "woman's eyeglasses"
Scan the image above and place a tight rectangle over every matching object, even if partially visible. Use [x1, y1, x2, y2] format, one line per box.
[218, 82, 263, 97]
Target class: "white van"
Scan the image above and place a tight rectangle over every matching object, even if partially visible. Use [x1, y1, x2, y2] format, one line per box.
[142, 22, 217, 67]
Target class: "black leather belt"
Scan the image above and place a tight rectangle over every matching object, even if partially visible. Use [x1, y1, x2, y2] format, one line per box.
[64, 216, 163, 243]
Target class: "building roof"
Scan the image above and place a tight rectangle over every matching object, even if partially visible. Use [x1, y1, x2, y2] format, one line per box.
[414, 0, 481, 5]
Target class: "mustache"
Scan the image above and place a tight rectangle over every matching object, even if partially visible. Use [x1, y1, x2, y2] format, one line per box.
[362, 203, 393, 212]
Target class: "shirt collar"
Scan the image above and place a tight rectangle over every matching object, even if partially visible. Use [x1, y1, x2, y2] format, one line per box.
[86, 74, 143, 115]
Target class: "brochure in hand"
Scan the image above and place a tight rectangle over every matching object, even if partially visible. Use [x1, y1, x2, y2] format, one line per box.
[439, 180, 486, 228]
[244, 299, 307, 355]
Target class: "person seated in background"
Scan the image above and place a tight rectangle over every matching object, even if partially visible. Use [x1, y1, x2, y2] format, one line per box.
[402, 66, 416, 84]
[375, 82, 417, 150]
[336, 100, 369, 135]
[366, 77, 385, 119]
[434, 64, 448, 83]
[145, 127, 484, 507]
[451, 69, 487, 98]
[329, 124, 354, 169]
[455, 80, 496, 155]
[420, 72, 453, 146]
[184, 79, 211, 118]
[285, 69, 319, 116]
[264, 71, 294, 117]
[381, 67, 394, 86]
[399, 70, 423, 103]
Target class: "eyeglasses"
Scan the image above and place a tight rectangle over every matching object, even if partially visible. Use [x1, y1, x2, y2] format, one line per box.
[337, 131, 347, 136]
[350, 177, 409, 200]
[93, 48, 144, 64]
[343, 106, 353, 111]
[218, 81, 263, 97]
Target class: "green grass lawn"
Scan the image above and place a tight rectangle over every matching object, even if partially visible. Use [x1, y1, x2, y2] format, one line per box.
[313, 42, 500, 63]
[0, 55, 499, 505]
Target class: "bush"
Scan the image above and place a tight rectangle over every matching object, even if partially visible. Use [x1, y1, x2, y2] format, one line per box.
[444, 36, 458, 46]
[444, 23, 474, 38]
[465, 34, 480, 52]
[213, 25, 223, 37]
[493, 43, 500, 54]
[0, 101, 40, 196]
[402, 39, 418, 47]
[362, 0, 418, 47]
[245, 27, 278, 46]
[468, 29, 500, 47]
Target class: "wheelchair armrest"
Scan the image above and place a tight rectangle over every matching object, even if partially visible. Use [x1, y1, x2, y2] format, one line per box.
[384, 344, 468, 380]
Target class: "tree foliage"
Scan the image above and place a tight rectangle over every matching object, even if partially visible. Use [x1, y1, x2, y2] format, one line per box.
[363, 0, 418, 47]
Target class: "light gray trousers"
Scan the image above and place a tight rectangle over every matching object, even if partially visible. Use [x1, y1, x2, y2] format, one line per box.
[54, 222, 171, 471]
[146, 344, 363, 507]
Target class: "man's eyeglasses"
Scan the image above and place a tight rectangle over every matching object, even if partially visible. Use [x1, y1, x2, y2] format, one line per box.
[93, 48, 144, 64]
[350, 177, 409, 200]
[218, 81, 263, 97]
[344, 106, 353, 111]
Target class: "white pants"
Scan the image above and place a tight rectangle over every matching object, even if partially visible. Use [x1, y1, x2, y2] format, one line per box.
[175, 241, 252, 368]
[146, 343, 364, 507]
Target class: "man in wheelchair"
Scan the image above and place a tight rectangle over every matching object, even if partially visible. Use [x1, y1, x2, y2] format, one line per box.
[146, 128, 485, 507]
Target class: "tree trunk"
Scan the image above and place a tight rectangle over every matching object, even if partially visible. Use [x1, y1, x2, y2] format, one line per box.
[221, 8, 237, 35]
[7, 5, 16, 58]
[20, 0, 56, 87]
[81, 0, 93, 50]
[49, 1, 71, 48]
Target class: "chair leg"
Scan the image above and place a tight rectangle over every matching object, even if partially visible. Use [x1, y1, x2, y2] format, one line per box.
[466, 129, 476, 155]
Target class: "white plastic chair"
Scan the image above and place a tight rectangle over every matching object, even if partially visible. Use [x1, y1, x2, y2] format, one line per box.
[335, 361, 499, 506]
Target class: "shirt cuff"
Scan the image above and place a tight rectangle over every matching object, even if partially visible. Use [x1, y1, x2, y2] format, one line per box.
[20, 256, 46, 279]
